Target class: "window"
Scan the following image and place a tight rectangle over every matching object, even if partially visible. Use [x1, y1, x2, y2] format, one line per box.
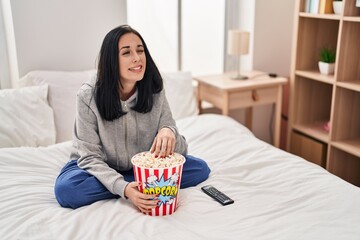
[127, 0, 225, 76]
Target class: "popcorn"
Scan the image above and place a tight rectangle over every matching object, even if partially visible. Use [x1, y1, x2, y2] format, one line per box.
[131, 152, 184, 168]
[131, 151, 186, 216]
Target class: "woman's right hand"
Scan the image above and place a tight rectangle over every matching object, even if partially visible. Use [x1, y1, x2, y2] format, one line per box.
[124, 182, 158, 213]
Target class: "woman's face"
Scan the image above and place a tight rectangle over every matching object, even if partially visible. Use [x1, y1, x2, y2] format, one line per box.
[118, 33, 146, 86]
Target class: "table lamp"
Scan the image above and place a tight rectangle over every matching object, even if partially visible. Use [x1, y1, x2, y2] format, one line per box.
[227, 30, 250, 80]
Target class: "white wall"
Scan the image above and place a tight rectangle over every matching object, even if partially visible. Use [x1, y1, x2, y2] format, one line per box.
[10, 0, 127, 81]
[204, 0, 294, 144]
[253, 0, 295, 77]
[127, 0, 178, 72]
[128, 0, 225, 76]
[238, 0, 255, 72]
[217, 0, 254, 130]
[230, 0, 294, 144]
[181, 0, 225, 76]
[0, 2, 11, 89]
[251, 0, 294, 143]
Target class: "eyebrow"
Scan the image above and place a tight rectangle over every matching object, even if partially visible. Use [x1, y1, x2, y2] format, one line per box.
[120, 44, 144, 50]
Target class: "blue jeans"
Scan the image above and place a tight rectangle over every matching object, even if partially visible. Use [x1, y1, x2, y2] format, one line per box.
[54, 155, 211, 209]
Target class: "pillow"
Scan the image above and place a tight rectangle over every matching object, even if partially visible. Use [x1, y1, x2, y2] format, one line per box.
[0, 84, 56, 148]
[19, 70, 97, 143]
[162, 71, 198, 120]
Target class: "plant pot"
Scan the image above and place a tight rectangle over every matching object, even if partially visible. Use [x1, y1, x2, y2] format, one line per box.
[318, 61, 335, 75]
[333, 1, 343, 15]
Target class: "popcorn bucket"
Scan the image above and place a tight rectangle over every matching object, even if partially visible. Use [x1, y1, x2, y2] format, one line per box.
[131, 152, 186, 216]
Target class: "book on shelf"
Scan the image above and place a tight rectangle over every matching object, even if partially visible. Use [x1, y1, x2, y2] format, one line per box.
[309, 0, 320, 13]
[319, 0, 333, 14]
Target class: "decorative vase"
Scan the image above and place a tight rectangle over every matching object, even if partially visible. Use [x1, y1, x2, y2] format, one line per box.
[333, 1, 343, 15]
[318, 61, 335, 75]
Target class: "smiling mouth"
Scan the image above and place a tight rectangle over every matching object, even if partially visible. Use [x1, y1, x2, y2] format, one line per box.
[129, 65, 142, 72]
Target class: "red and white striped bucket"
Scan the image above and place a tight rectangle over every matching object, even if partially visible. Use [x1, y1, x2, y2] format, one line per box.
[131, 152, 185, 216]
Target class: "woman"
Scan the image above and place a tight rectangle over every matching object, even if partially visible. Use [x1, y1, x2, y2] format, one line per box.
[54, 25, 210, 212]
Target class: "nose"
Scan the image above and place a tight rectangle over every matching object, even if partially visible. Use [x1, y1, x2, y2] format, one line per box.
[133, 52, 140, 62]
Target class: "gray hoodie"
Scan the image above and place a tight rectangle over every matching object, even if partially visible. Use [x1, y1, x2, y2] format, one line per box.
[70, 81, 188, 199]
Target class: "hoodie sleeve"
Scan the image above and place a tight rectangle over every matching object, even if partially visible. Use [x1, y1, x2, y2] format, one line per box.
[71, 87, 129, 199]
[157, 90, 188, 156]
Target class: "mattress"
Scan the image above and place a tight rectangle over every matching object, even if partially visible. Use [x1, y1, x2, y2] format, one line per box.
[1, 114, 360, 239]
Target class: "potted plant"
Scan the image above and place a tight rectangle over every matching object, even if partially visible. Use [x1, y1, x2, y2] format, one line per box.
[333, 0, 343, 14]
[318, 47, 336, 75]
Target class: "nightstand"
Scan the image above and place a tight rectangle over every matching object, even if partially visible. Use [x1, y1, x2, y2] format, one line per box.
[194, 71, 287, 147]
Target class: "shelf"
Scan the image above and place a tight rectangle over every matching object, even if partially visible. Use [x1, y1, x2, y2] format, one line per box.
[328, 148, 360, 187]
[336, 81, 360, 92]
[344, 0, 360, 17]
[296, 17, 339, 71]
[293, 123, 329, 143]
[299, 12, 341, 20]
[343, 16, 360, 22]
[296, 70, 335, 84]
[331, 139, 360, 158]
[294, 77, 332, 136]
[289, 0, 360, 186]
[332, 87, 360, 148]
[337, 21, 360, 86]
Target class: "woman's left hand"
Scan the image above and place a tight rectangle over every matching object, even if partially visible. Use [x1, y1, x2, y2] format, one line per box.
[150, 127, 175, 157]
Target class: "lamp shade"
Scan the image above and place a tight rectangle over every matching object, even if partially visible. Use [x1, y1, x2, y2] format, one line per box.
[227, 30, 250, 56]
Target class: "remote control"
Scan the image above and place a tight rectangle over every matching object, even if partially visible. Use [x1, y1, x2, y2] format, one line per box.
[201, 185, 234, 206]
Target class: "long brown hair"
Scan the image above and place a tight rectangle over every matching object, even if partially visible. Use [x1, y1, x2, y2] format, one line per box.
[95, 25, 163, 121]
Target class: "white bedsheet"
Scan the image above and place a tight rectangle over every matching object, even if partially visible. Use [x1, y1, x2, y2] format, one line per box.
[1, 114, 360, 240]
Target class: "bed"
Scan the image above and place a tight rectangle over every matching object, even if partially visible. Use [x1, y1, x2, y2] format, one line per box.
[1, 70, 360, 240]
